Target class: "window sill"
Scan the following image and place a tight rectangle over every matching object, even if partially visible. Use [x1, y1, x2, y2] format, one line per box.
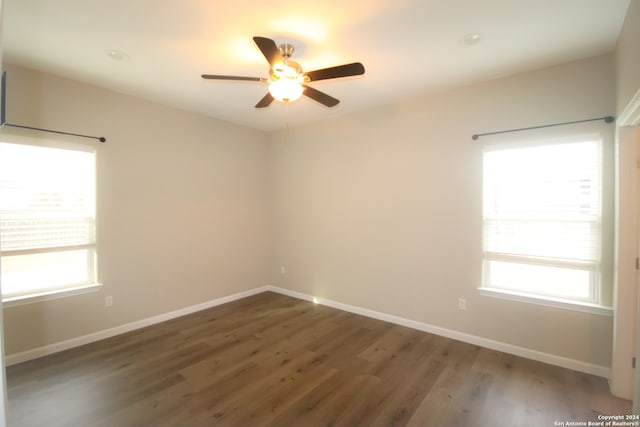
[478, 287, 612, 316]
[2, 283, 103, 308]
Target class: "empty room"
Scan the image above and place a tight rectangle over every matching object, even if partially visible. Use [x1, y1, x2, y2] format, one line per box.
[0, 1, 639, 426]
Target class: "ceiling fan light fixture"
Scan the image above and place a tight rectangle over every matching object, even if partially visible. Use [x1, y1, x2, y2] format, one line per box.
[268, 78, 303, 103]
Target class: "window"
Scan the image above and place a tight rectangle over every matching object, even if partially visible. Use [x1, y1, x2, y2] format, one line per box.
[0, 142, 97, 301]
[482, 138, 602, 305]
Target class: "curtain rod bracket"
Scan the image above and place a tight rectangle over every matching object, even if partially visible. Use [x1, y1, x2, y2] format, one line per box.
[472, 116, 615, 141]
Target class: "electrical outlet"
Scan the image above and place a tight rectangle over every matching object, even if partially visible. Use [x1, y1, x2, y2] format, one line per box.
[105, 296, 113, 307]
[458, 298, 467, 310]
[280, 266, 286, 275]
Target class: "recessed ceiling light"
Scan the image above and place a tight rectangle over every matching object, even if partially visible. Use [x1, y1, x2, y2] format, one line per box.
[107, 49, 130, 61]
[462, 33, 482, 46]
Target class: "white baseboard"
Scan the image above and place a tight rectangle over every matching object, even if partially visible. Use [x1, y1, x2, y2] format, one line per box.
[5, 284, 611, 379]
[265, 286, 611, 378]
[4, 286, 270, 366]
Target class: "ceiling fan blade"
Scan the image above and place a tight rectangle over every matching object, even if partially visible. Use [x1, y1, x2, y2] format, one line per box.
[304, 62, 365, 82]
[201, 74, 266, 82]
[253, 36, 283, 66]
[303, 85, 340, 107]
[255, 93, 274, 108]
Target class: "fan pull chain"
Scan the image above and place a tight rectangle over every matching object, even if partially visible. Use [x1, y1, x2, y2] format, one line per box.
[284, 103, 290, 144]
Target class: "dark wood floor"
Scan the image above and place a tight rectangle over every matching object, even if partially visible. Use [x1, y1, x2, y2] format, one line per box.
[7, 291, 631, 427]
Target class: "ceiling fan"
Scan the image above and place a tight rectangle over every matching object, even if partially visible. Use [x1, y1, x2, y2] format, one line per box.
[202, 36, 365, 108]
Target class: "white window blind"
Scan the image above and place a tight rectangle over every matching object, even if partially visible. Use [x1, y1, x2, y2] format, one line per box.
[482, 139, 602, 303]
[0, 142, 97, 299]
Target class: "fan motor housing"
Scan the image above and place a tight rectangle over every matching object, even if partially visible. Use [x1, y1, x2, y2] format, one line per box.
[270, 60, 304, 82]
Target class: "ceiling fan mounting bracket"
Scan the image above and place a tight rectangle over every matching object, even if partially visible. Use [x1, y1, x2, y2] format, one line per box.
[278, 43, 295, 59]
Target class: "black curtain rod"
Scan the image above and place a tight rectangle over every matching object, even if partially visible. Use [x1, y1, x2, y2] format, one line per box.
[471, 116, 615, 141]
[1, 122, 106, 143]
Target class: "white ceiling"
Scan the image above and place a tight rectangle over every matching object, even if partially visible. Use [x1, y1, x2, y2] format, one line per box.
[2, 0, 631, 131]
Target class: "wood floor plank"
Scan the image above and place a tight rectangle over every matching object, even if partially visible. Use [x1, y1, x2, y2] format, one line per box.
[6, 291, 632, 427]
[207, 353, 338, 426]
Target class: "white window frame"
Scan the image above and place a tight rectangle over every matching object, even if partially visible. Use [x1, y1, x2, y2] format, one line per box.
[0, 136, 101, 306]
[480, 135, 611, 315]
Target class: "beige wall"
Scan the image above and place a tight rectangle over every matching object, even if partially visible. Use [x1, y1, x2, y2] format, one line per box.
[1, 64, 272, 355]
[616, 0, 640, 114]
[612, 0, 640, 400]
[270, 54, 617, 369]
